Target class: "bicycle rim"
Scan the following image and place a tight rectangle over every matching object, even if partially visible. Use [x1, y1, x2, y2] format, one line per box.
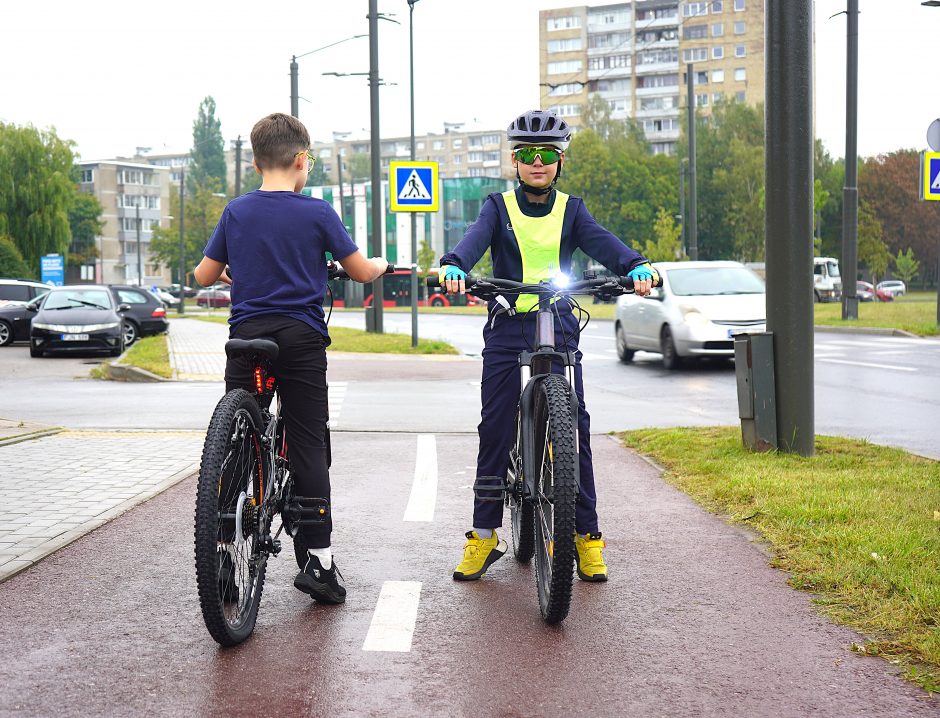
[532, 375, 577, 625]
[195, 389, 269, 646]
[509, 411, 534, 563]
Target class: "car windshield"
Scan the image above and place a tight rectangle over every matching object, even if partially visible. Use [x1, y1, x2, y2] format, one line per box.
[665, 266, 766, 296]
[44, 289, 112, 310]
[826, 261, 840, 278]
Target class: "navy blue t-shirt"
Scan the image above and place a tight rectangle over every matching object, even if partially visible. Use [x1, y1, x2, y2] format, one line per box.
[204, 190, 359, 337]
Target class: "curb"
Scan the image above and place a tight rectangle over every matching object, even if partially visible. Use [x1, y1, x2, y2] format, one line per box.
[0, 463, 198, 584]
[814, 325, 921, 338]
[0, 428, 63, 447]
[102, 362, 171, 383]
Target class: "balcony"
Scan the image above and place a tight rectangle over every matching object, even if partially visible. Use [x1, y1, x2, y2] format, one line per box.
[636, 106, 680, 119]
[636, 85, 679, 97]
[634, 16, 679, 30]
[588, 66, 631, 80]
[635, 60, 679, 75]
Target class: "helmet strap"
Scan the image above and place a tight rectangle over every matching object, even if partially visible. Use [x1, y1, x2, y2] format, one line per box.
[516, 159, 562, 196]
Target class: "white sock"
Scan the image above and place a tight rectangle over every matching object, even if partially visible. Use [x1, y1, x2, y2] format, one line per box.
[307, 547, 332, 570]
[473, 528, 493, 539]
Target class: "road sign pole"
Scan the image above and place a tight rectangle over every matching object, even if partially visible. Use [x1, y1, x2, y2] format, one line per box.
[841, 0, 859, 321]
[409, 0, 418, 348]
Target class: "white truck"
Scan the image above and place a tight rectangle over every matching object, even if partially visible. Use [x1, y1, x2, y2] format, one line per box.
[813, 256, 842, 302]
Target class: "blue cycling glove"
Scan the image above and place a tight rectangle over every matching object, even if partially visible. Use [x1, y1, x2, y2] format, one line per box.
[627, 263, 659, 284]
[438, 265, 467, 285]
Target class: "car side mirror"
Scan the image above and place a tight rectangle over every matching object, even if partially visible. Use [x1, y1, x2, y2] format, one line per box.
[26, 303, 39, 312]
[118, 303, 131, 313]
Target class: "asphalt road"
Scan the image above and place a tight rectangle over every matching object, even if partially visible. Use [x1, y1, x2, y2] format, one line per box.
[0, 433, 935, 717]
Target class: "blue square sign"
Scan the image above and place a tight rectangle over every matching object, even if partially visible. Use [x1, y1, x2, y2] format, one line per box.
[390, 161, 438, 212]
[923, 152, 940, 201]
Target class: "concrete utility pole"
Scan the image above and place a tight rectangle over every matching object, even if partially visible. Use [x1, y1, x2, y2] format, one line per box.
[685, 63, 698, 261]
[367, 0, 384, 334]
[136, 204, 143, 287]
[178, 166, 185, 315]
[408, 0, 420, 348]
[290, 57, 299, 117]
[841, 0, 860, 320]
[765, 0, 815, 456]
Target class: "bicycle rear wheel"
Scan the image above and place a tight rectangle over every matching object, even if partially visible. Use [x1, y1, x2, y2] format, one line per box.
[194, 389, 268, 646]
[509, 410, 534, 563]
[532, 374, 578, 624]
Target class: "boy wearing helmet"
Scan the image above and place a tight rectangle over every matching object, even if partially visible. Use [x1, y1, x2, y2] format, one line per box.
[439, 109, 657, 582]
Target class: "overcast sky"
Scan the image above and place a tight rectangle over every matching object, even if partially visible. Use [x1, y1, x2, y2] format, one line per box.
[0, 1, 935, 161]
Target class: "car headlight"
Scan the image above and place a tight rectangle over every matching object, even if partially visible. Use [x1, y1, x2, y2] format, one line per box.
[80, 323, 121, 332]
[679, 305, 710, 325]
[33, 322, 120, 332]
[32, 322, 59, 331]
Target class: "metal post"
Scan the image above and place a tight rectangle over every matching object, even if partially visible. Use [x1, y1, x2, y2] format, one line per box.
[765, 0, 815, 456]
[136, 204, 142, 287]
[337, 149, 346, 227]
[841, 0, 859, 320]
[234, 136, 243, 197]
[290, 56, 299, 118]
[679, 158, 687, 255]
[178, 167, 185, 315]
[409, 0, 419, 348]
[686, 63, 699, 261]
[367, 0, 384, 333]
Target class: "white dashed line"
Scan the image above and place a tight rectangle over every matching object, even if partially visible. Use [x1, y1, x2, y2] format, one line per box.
[362, 581, 422, 652]
[328, 381, 347, 429]
[403, 434, 438, 522]
[818, 358, 917, 372]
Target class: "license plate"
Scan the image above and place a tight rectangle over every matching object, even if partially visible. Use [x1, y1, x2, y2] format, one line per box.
[61, 333, 90, 341]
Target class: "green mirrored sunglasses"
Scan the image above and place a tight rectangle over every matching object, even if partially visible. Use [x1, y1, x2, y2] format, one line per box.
[513, 146, 562, 166]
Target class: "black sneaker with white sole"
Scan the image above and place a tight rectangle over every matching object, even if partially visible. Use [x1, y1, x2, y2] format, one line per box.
[293, 555, 347, 604]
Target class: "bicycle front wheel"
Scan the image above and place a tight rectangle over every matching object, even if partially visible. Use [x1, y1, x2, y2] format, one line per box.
[509, 410, 534, 563]
[194, 389, 268, 646]
[532, 374, 578, 625]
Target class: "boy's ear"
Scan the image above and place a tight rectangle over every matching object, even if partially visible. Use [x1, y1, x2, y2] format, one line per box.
[252, 159, 262, 175]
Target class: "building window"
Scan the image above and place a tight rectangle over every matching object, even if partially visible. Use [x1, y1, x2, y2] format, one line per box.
[482, 134, 500, 145]
[640, 95, 679, 111]
[468, 151, 483, 162]
[548, 60, 583, 75]
[318, 148, 332, 158]
[682, 48, 708, 62]
[547, 38, 583, 53]
[712, 0, 724, 12]
[712, 69, 725, 83]
[696, 93, 709, 107]
[453, 155, 462, 164]
[547, 15, 581, 31]
[468, 136, 483, 147]
[432, 140, 444, 150]
[588, 32, 630, 50]
[80, 169, 94, 183]
[607, 98, 628, 113]
[713, 92, 725, 103]
[548, 83, 583, 96]
[683, 2, 708, 17]
[453, 138, 463, 148]
[696, 71, 709, 85]
[712, 23, 724, 37]
[683, 24, 708, 40]
[636, 74, 679, 89]
[637, 28, 678, 43]
[468, 167, 485, 177]
[589, 53, 632, 70]
[417, 141, 425, 151]
[483, 151, 500, 162]
[734, 67, 746, 81]
[637, 7, 678, 21]
[734, 21, 746, 34]
[553, 103, 582, 117]
[736, 90, 746, 102]
[735, 44, 747, 57]
[734, 0, 745, 10]
[713, 45, 724, 59]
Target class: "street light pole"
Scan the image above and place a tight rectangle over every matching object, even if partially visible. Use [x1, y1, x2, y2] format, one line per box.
[408, 0, 420, 348]
[136, 203, 143, 287]
[841, 0, 860, 320]
[289, 35, 368, 119]
[923, 1, 940, 325]
[685, 63, 699, 261]
[333, 131, 351, 229]
[367, 0, 384, 334]
[178, 166, 185, 315]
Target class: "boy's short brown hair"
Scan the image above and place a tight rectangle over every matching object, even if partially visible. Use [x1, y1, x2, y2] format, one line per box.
[250, 113, 311, 171]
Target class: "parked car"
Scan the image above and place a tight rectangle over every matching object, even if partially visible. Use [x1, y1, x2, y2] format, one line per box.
[0, 278, 52, 308]
[196, 286, 231, 308]
[149, 286, 181, 309]
[163, 284, 197, 299]
[614, 261, 766, 370]
[856, 281, 893, 302]
[876, 280, 906, 298]
[109, 285, 170, 345]
[0, 292, 48, 346]
[29, 285, 128, 357]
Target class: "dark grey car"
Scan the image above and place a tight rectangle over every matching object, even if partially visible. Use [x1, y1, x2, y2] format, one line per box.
[29, 286, 128, 358]
[108, 285, 170, 346]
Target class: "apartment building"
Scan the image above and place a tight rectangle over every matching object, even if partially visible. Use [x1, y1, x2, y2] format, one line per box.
[539, 0, 766, 155]
[310, 124, 515, 186]
[76, 161, 172, 286]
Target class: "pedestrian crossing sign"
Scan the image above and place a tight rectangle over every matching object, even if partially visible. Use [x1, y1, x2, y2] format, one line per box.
[922, 152, 940, 201]
[390, 161, 439, 212]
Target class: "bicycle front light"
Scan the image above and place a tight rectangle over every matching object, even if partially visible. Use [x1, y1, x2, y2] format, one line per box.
[552, 272, 571, 289]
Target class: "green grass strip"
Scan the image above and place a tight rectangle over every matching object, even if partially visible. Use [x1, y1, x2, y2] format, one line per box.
[186, 316, 457, 354]
[121, 335, 172, 378]
[620, 426, 940, 693]
[814, 292, 938, 336]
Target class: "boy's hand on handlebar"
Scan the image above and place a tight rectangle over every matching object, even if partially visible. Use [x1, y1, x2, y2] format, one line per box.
[439, 264, 467, 294]
[627, 263, 659, 297]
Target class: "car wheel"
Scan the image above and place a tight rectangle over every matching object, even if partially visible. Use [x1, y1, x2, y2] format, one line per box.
[660, 325, 682, 370]
[0, 320, 13, 347]
[29, 344, 43, 358]
[813, 291, 821, 303]
[123, 321, 139, 346]
[431, 297, 444, 307]
[615, 323, 635, 363]
[110, 339, 125, 357]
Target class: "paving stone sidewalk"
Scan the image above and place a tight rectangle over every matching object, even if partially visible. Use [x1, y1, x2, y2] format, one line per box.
[0, 430, 202, 582]
[167, 317, 228, 380]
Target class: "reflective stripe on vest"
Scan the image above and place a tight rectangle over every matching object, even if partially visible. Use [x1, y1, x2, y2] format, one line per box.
[502, 189, 569, 313]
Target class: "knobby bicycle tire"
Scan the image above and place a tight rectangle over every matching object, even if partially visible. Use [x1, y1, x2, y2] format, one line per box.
[194, 389, 268, 646]
[532, 374, 578, 625]
[510, 409, 535, 563]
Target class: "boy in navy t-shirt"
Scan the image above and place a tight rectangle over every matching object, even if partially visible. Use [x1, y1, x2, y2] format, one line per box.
[194, 112, 389, 604]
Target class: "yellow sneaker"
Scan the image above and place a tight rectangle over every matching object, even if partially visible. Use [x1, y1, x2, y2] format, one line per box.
[453, 530, 507, 581]
[575, 532, 608, 582]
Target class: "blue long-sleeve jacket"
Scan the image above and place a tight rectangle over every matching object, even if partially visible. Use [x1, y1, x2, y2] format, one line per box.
[440, 186, 649, 286]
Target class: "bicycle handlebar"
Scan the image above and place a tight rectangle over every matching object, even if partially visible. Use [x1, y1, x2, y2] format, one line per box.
[425, 273, 661, 298]
[327, 262, 395, 281]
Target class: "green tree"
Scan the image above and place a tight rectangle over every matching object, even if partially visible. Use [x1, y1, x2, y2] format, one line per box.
[150, 182, 228, 283]
[894, 247, 920, 284]
[239, 166, 263, 194]
[814, 140, 844, 259]
[857, 201, 890, 284]
[67, 188, 104, 267]
[417, 238, 436, 274]
[347, 153, 371, 181]
[471, 248, 493, 277]
[0, 123, 75, 274]
[0, 235, 29, 277]
[642, 208, 686, 262]
[190, 97, 227, 193]
[308, 159, 328, 187]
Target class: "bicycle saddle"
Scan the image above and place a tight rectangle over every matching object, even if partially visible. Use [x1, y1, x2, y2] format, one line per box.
[224, 338, 279, 361]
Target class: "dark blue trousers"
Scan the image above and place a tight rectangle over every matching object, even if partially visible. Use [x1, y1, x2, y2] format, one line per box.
[473, 310, 599, 535]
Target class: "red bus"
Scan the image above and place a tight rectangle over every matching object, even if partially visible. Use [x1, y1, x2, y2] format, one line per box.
[327, 268, 479, 309]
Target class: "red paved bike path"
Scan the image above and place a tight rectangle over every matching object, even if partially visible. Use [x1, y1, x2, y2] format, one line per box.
[0, 433, 935, 717]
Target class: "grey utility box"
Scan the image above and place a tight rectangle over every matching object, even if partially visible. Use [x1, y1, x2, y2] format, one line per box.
[734, 332, 777, 452]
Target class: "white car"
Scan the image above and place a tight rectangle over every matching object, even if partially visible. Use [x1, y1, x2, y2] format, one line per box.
[875, 280, 906, 297]
[149, 287, 181, 308]
[614, 261, 766, 369]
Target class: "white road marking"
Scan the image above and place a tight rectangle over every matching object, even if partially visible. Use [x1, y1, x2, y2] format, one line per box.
[362, 581, 422, 652]
[403, 434, 438, 522]
[818, 358, 917, 372]
[328, 381, 347, 429]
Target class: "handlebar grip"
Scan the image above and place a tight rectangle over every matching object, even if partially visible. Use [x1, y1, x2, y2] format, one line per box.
[426, 275, 440, 288]
[385, 263, 396, 274]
